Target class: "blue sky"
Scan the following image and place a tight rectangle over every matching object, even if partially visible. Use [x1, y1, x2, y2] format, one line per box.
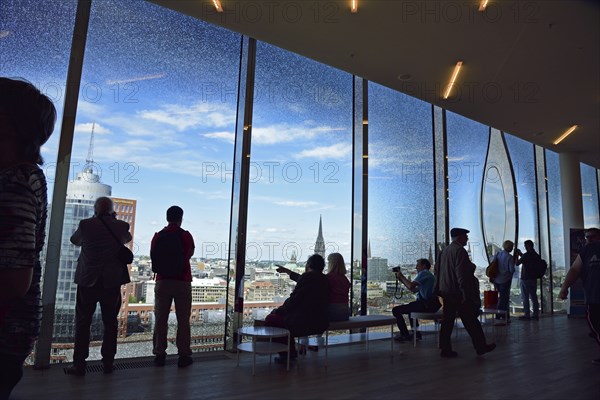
[2, 0, 596, 269]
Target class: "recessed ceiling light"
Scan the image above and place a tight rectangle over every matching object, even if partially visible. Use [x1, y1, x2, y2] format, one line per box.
[397, 74, 412, 81]
[212, 0, 223, 13]
[351, 0, 358, 13]
[479, 0, 489, 11]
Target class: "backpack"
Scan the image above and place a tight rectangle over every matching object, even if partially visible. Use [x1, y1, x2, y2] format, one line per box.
[532, 258, 548, 279]
[485, 258, 498, 279]
[151, 228, 186, 277]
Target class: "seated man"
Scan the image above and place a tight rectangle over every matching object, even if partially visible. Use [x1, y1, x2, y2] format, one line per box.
[266, 254, 329, 363]
[392, 258, 441, 342]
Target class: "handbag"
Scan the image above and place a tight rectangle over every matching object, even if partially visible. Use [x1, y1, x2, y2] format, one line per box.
[98, 216, 134, 264]
[485, 258, 498, 279]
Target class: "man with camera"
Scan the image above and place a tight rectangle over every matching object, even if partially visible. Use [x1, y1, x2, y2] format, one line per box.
[391, 259, 441, 342]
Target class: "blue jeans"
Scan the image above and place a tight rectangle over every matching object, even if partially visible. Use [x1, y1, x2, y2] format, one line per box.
[520, 279, 539, 317]
[494, 281, 511, 320]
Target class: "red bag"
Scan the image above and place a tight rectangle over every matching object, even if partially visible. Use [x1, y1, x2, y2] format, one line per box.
[483, 290, 498, 309]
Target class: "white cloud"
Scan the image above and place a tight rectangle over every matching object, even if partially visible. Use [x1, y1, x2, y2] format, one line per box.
[106, 73, 166, 85]
[74, 122, 112, 135]
[204, 131, 235, 144]
[0, 30, 11, 39]
[252, 124, 347, 145]
[297, 143, 351, 160]
[139, 103, 235, 131]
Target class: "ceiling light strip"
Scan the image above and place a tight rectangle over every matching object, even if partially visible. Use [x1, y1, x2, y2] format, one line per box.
[213, 0, 223, 13]
[553, 125, 578, 145]
[479, 0, 489, 12]
[351, 0, 358, 13]
[443, 61, 463, 99]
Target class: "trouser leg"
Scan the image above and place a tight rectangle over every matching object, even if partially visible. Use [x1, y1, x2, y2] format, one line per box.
[529, 280, 539, 317]
[520, 280, 530, 317]
[153, 281, 174, 356]
[73, 285, 99, 366]
[439, 301, 457, 352]
[0, 353, 27, 400]
[99, 286, 122, 363]
[392, 304, 411, 336]
[457, 301, 488, 352]
[173, 282, 192, 356]
[587, 304, 600, 346]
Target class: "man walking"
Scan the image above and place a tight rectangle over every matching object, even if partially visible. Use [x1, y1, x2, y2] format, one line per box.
[516, 240, 541, 320]
[67, 197, 132, 375]
[392, 259, 441, 342]
[151, 206, 195, 368]
[434, 228, 496, 358]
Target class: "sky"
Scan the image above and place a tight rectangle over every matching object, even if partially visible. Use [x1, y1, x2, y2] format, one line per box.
[2, 0, 597, 269]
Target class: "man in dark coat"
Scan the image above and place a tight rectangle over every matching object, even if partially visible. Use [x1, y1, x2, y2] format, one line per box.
[266, 254, 329, 362]
[434, 227, 495, 358]
[66, 197, 131, 375]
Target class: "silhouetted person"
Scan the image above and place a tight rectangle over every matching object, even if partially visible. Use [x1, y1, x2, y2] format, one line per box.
[66, 197, 132, 376]
[516, 240, 540, 320]
[0, 77, 56, 399]
[434, 228, 496, 358]
[559, 227, 600, 366]
[268, 254, 329, 363]
[151, 206, 195, 369]
[491, 240, 516, 323]
[392, 259, 441, 342]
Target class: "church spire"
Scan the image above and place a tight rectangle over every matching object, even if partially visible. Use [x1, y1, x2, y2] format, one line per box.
[314, 215, 326, 258]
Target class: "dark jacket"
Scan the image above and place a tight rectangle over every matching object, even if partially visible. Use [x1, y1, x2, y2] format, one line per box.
[71, 215, 132, 288]
[434, 241, 481, 308]
[275, 271, 329, 337]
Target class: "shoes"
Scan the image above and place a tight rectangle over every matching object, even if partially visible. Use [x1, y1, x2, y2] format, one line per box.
[102, 359, 114, 374]
[65, 365, 86, 376]
[477, 343, 497, 356]
[274, 355, 295, 365]
[178, 355, 194, 368]
[518, 316, 531, 321]
[440, 350, 458, 358]
[394, 334, 412, 342]
[154, 354, 166, 367]
[592, 358, 600, 366]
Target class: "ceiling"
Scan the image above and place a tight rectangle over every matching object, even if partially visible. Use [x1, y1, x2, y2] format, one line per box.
[152, 0, 600, 169]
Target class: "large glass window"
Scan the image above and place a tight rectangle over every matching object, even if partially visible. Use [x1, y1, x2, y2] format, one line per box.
[1, 0, 77, 364]
[50, 0, 240, 362]
[245, 41, 352, 327]
[581, 163, 600, 228]
[367, 83, 434, 315]
[446, 112, 488, 270]
[546, 150, 564, 311]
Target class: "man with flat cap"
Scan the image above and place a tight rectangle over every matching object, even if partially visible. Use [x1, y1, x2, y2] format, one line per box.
[434, 228, 496, 358]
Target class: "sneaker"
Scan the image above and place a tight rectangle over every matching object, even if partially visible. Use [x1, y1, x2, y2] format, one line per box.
[518, 316, 531, 321]
[65, 365, 86, 376]
[440, 350, 458, 358]
[177, 355, 194, 368]
[592, 358, 600, 366]
[154, 354, 166, 367]
[477, 343, 497, 356]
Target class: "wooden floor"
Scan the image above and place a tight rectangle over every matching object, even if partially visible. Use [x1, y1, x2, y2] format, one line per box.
[14, 315, 599, 400]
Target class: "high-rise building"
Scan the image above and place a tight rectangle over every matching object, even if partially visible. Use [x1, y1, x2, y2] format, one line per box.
[314, 215, 325, 258]
[52, 165, 111, 341]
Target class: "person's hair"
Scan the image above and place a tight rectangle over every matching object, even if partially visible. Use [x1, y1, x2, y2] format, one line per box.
[502, 240, 514, 251]
[327, 253, 347, 275]
[94, 197, 114, 216]
[524, 240, 534, 248]
[416, 258, 431, 269]
[166, 205, 184, 222]
[306, 254, 325, 273]
[0, 77, 56, 165]
[585, 228, 600, 239]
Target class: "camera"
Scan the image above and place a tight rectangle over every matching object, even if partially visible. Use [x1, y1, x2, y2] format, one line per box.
[391, 266, 400, 273]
